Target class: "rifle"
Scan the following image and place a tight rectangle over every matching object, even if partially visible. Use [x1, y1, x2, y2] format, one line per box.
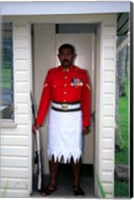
[30, 92, 44, 192]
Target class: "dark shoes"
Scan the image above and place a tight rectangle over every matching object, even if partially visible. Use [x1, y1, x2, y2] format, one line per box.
[73, 185, 85, 196]
[39, 184, 57, 196]
[39, 184, 85, 197]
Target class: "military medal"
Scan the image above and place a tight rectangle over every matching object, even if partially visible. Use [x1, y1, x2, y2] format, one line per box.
[71, 78, 83, 86]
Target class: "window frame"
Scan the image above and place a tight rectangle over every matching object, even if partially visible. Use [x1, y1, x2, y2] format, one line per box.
[1, 22, 16, 126]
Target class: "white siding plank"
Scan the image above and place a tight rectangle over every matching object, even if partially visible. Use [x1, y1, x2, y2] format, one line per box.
[103, 83, 114, 93]
[105, 194, 113, 198]
[16, 93, 29, 103]
[102, 172, 113, 182]
[15, 48, 28, 59]
[14, 36, 29, 47]
[0, 189, 29, 198]
[103, 94, 115, 104]
[102, 150, 113, 160]
[104, 47, 115, 59]
[1, 157, 28, 167]
[103, 105, 114, 116]
[102, 138, 114, 149]
[14, 25, 29, 37]
[1, 178, 28, 189]
[1, 125, 29, 135]
[102, 117, 114, 127]
[102, 183, 113, 193]
[16, 114, 29, 124]
[15, 71, 29, 82]
[102, 128, 114, 138]
[102, 161, 114, 171]
[103, 71, 114, 82]
[1, 135, 28, 146]
[16, 104, 28, 114]
[1, 167, 28, 178]
[15, 83, 29, 92]
[1, 146, 28, 156]
[104, 59, 115, 71]
[15, 60, 29, 71]
[103, 94, 114, 105]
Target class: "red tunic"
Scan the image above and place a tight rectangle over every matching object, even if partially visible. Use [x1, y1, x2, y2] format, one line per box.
[36, 65, 91, 127]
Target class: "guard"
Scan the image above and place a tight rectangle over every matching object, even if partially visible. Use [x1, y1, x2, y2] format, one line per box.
[32, 43, 91, 196]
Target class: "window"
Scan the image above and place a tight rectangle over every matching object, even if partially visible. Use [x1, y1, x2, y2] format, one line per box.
[0, 23, 14, 120]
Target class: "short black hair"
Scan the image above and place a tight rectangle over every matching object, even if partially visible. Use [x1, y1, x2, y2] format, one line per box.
[58, 43, 76, 54]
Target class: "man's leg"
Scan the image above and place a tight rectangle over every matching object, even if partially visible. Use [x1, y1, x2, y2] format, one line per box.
[41, 156, 58, 195]
[49, 156, 58, 187]
[71, 159, 81, 187]
[71, 158, 85, 196]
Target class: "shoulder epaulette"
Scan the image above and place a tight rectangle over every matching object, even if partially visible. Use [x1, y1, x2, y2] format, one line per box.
[74, 66, 87, 74]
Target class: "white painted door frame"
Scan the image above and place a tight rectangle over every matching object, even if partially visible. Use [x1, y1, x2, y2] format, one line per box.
[34, 23, 99, 196]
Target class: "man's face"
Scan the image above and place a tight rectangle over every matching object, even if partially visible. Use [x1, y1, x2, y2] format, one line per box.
[58, 48, 75, 67]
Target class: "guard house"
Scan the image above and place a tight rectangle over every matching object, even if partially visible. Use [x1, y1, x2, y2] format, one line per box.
[0, 1, 130, 198]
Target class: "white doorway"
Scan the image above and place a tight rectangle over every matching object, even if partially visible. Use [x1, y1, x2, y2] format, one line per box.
[32, 23, 97, 196]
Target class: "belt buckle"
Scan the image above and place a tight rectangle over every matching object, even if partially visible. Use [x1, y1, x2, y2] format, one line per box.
[61, 104, 68, 110]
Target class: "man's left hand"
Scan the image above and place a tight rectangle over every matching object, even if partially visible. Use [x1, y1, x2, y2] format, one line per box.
[82, 126, 90, 135]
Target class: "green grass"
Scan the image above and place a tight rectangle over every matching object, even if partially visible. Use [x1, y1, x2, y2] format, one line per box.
[115, 78, 129, 197]
[115, 79, 129, 165]
[114, 181, 129, 197]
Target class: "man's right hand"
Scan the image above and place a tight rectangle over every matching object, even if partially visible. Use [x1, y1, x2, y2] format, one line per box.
[32, 123, 40, 134]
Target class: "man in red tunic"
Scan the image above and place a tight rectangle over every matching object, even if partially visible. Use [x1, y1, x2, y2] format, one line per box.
[33, 43, 91, 196]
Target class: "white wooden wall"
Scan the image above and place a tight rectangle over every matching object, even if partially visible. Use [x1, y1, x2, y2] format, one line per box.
[0, 20, 32, 197]
[1, 14, 116, 198]
[97, 16, 116, 198]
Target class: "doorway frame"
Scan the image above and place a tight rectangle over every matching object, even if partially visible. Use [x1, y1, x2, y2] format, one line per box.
[32, 22, 101, 197]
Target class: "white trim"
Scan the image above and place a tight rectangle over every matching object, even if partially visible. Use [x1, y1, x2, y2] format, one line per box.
[1, 14, 119, 24]
[13, 22, 17, 125]
[98, 22, 104, 195]
[1, 1, 130, 16]
[94, 23, 102, 197]
[27, 22, 33, 196]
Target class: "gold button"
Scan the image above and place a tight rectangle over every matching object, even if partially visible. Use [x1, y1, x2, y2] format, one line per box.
[64, 76, 68, 79]
[63, 100, 66, 102]
[64, 91, 67, 94]
[63, 68, 69, 72]
[64, 84, 67, 87]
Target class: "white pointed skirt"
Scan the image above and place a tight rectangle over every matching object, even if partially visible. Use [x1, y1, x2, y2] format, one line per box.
[47, 108, 83, 163]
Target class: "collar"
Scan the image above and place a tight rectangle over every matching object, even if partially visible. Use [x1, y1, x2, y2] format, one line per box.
[60, 65, 75, 72]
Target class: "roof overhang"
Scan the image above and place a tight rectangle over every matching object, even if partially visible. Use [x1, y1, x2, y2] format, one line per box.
[0, 1, 130, 16]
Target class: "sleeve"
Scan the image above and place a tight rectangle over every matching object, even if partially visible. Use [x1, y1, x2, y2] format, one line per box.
[81, 70, 91, 127]
[36, 71, 51, 126]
